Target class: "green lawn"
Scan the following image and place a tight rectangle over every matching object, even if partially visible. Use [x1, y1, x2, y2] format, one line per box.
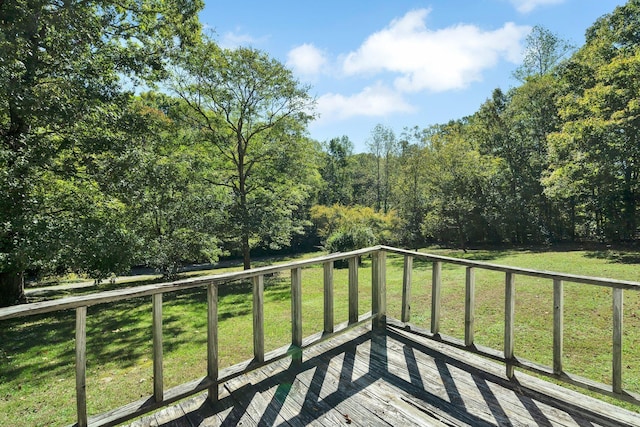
[1, 247, 639, 426]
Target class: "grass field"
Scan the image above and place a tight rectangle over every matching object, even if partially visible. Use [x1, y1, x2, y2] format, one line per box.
[1, 246, 639, 426]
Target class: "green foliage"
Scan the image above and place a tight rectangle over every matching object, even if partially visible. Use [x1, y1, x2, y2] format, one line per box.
[513, 25, 574, 81]
[421, 121, 502, 246]
[310, 204, 401, 248]
[0, 0, 203, 304]
[545, 0, 640, 241]
[318, 136, 355, 206]
[171, 40, 318, 268]
[98, 96, 224, 277]
[325, 227, 375, 254]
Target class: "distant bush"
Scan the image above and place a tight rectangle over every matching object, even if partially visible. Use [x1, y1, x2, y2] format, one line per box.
[310, 204, 401, 249]
[325, 226, 376, 253]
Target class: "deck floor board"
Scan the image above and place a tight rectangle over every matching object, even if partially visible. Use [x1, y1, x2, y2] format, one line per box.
[124, 322, 640, 427]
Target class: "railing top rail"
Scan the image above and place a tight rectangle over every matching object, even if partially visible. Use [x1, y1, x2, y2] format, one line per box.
[0, 246, 380, 321]
[381, 246, 640, 291]
[3, 245, 639, 321]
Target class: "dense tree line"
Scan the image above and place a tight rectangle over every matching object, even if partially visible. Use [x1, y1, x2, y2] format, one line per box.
[315, 1, 640, 251]
[1, 0, 639, 306]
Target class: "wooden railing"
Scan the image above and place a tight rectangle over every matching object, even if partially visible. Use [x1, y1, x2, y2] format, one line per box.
[381, 245, 640, 403]
[0, 245, 638, 426]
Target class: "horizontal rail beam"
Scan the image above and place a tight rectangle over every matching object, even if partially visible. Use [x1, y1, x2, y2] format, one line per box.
[0, 247, 380, 321]
[380, 246, 640, 291]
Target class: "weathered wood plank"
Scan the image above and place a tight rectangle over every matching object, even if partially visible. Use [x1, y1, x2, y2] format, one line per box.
[152, 403, 189, 426]
[401, 255, 412, 323]
[222, 367, 291, 427]
[553, 278, 563, 375]
[372, 251, 387, 328]
[152, 293, 163, 403]
[386, 323, 640, 427]
[464, 267, 475, 347]
[323, 261, 334, 334]
[613, 287, 623, 394]
[348, 256, 359, 324]
[387, 318, 640, 407]
[504, 272, 515, 379]
[207, 283, 219, 403]
[431, 261, 442, 335]
[291, 267, 302, 363]
[253, 275, 265, 363]
[76, 306, 88, 427]
[249, 359, 349, 426]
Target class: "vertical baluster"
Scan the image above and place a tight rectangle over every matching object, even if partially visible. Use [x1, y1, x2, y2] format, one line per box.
[253, 275, 265, 362]
[553, 279, 564, 375]
[207, 284, 219, 403]
[372, 251, 387, 328]
[75, 306, 88, 427]
[613, 287, 623, 394]
[152, 293, 163, 402]
[324, 261, 334, 334]
[464, 267, 475, 347]
[348, 257, 359, 324]
[431, 261, 442, 335]
[504, 272, 515, 379]
[291, 268, 303, 364]
[401, 255, 413, 323]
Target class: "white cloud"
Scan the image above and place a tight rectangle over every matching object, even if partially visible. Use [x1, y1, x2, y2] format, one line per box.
[342, 9, 530, 93]
[509, 0, 565, 13]
[220, 30, 268, 49]
[287, 44, 328, 76]
[315, 83, 414, 122]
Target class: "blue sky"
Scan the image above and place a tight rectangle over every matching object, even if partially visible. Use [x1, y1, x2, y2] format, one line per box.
[200, 0, 627, 152]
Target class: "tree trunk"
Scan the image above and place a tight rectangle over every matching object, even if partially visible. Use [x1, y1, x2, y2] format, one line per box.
[242, 233, 251, 270]
[0, 271, 26, 307]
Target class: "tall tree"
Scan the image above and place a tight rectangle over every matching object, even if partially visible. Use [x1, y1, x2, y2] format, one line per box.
[545, 0, 640, 241]
[99, 94, 224, 277]
[172, 41, 317, 269]
[367, 124, 397, 213]
[513, 25, 574, 81]
[0, 0, 202, 306]
[319, 136, 355, 206]
[394, 127, 429, 247]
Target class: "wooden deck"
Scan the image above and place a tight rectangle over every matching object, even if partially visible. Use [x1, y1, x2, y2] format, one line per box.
[126, 321, 640, 427]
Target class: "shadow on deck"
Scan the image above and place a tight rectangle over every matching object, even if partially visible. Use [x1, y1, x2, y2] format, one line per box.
[127, 321, 640, 427]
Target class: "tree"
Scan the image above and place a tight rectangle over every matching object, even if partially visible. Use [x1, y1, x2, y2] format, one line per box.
[422, 121, 500, 248]
[513, 25, 574, 81]
[394, 127, 430, 247]
[367, 124, 397, 213]
[318, 136, 355, 206]
[98, 94, 224, 277]
[545, 0, 640, 241]
[172, 41, 317, 269]
[0, 0, 202, 306]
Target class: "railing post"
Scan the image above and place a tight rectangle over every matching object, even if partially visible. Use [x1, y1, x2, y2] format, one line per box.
[323, 261, 334, 334]
[505, 272, 515, 379]
[348, 257, 359, 324]
[152, 293, 163, 402]
[613, 287, 623, 394]
[372, 250, 387, 329]
[253, 275, 265, 362]
[431, 261, 442, 335]
[553, 279, 563, 375]
[207, 284, 219, 403]
[464, 267, 475, 347]
[291, 268, 302, 364]
[401, 255, 413, 323]
[75, 306, 88, 427]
